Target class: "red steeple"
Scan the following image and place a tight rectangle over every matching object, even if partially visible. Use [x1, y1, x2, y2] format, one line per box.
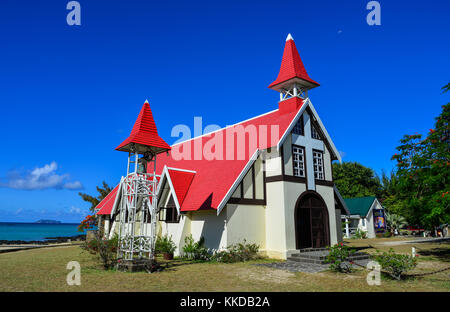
[268, 34, 319, 92]
[116, 100, 171, 155]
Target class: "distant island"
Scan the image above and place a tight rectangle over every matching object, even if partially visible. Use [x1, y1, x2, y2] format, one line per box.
[34, 220, 61, 224]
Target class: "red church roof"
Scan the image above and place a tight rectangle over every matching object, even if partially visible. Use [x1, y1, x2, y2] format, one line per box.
[268, 34, 319, 91]
[167, 169, 196, 207]
[116, 101, 171, 155]
[96, 184, 119, 215]
[152, 103, 304, 212]
[96, 102, 305, 215]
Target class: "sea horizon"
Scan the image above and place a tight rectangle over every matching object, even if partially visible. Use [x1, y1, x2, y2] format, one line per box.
[0, 222, 87, 241]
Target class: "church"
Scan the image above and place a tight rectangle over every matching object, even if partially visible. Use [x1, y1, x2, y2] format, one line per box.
[96, 34, 349, 259]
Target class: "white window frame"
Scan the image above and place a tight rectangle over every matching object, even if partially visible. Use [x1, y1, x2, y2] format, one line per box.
[292, 145, 306, 178]
[313, 150, 324, 180]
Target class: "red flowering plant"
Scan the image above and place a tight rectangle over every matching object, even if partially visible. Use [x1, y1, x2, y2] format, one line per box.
[78, 215, 96, 232]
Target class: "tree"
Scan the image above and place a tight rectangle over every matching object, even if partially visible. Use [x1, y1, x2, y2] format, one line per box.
[385, 212, 408, 234]
[442, 82, 450, 94]
[332, 162, 381, 198]
[78, 181, 113, 212]
[391, 86, 449, 229]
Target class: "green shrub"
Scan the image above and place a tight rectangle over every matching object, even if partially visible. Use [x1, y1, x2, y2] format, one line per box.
[352, 229, 368, 239]
[373, 248, 417, 280]
[155, 234, 176, 254]
[81, 231, 118, 270]
[212, 240, 260, 263]
[382, 231, 392, 238]
[182, 235, 210, 261]
[324, 243, 355, 273]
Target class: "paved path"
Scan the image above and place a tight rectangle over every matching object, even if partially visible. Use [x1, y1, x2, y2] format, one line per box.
[380, 237, 450, 246]
[254, 259, 371, 273]
[0, 242, 81, 253]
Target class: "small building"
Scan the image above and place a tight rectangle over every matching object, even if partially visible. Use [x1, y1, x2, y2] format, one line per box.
[342, 196, 386, 238]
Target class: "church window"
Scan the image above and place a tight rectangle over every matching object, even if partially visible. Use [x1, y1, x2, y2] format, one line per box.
[159, 197, 179, 223]
[292, 145, 305, 177]
[311, 123, 321, 140]
[313, 150, 324, 180]
[292, 115, 304, 135]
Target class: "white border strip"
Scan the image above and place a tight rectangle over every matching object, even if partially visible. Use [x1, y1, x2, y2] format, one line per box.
[166, 167, 197, 174]
[157, 166, 182, 214]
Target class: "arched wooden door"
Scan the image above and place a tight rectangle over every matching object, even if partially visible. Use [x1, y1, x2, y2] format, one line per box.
[295, 192, 330, 249]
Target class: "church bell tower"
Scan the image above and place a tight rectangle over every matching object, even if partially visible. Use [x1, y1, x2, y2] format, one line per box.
[269, 34, 319, 111]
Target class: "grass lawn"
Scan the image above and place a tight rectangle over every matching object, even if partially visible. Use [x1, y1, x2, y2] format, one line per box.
[0, 240, 448, 292]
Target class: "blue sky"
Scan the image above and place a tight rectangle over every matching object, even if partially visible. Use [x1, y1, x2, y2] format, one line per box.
[0, 0, 449, 222]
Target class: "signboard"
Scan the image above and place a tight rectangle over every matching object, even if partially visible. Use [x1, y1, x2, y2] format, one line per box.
[373, 209, 386, 233]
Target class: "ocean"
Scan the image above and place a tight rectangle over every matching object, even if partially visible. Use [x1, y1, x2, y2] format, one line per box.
[0, 222, 86, 241]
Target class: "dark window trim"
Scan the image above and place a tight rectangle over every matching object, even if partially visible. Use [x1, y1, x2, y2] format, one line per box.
[227, 198, 266, 205]
[265, 175, 307, 184]
[315, 180, 334, 187]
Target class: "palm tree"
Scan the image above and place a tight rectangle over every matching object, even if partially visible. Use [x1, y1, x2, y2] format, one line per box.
[385, 212, 408, 235]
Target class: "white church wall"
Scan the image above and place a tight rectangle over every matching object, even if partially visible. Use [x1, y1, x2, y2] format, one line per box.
[254, 157, 264, 200]
[159, 214, 191, 256]
[265, 181, 288, 259]
[190, 210, 227, 253]
[323, 145, 333, 182]
[264, 148, 282, 177]
[226, 203, 266, 250]
[283, 135, 293, 176]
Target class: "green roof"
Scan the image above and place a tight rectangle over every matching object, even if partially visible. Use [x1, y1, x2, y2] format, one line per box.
[343, 196, 377, 217]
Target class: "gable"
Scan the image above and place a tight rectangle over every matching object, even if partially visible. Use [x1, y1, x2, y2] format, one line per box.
[157, 167, 196, 213]
[344, 196, 376, 217]
[277, 98, 341, 163]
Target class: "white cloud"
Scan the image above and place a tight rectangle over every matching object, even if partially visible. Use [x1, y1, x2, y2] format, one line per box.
[1, 162, 83, 191]
[69, 206, 82, 214]
[64, 181, 83, 190]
